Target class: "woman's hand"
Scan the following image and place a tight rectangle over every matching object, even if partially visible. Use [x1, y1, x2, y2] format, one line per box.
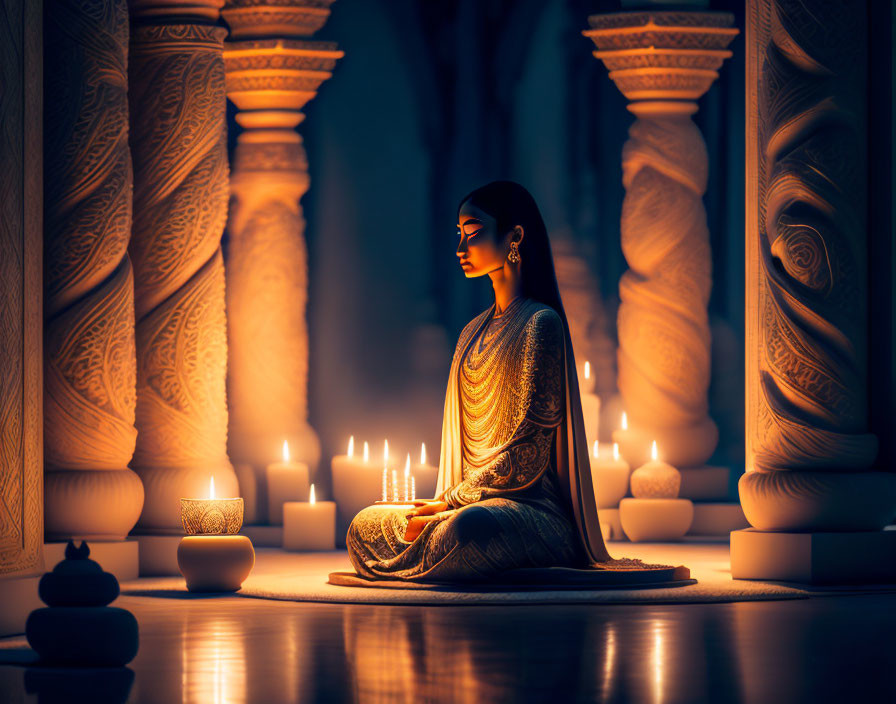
[405, 500, 449, 518]
[403, 514, 444, 542]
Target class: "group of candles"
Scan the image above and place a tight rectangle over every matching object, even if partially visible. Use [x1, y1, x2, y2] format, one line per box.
[378, 440, 425, 503]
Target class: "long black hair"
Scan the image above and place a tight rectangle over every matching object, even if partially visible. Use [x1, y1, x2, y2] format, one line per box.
[457, 180, 569, 328]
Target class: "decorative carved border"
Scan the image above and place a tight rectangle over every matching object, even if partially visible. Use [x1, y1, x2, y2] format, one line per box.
[0, 0, 43, 576]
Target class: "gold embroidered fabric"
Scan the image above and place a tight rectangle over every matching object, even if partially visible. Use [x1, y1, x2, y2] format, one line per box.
[346, 298, 583, 582]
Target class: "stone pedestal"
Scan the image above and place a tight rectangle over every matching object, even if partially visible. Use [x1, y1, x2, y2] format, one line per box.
[43, 0, 145, 542]
[128, 1, 239, 573]
[223, 1, 342, 500]
[730, 529, 896, 585]
[736, 0, 896, 581]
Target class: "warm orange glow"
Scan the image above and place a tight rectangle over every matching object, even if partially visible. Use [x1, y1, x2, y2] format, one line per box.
[584, 360, 591, 380]
[404, 454, 411, 501]
[363, 441, 369, 463]
[347, 435, 354, 458]
[621, 412, 628, 430]
[593, 440, 599, 459]
[282, 440, 290, 463]
[209, 477, 215, 500]
[651, 440, 658, 462]
[383, 439, 389, 465]
[613, 442, 620, 462]
[420, 442, 426, 465]
[309, 483, 316, 505]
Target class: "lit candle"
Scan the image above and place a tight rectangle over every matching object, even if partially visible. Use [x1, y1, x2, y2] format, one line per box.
[283, 483, 336, 551]
[391, 469, 398, 502]
[265, 440, 310, 525]
[411, 476, 416, 501]
[332, 436, 396, 542]
[404, 454, 410, 501]
[580, 361, 601, 454]
[590, 441, 631, 509]
[630, 441, 681, 499]
[181, 477, 245, 535]
[177, 478, 254, 593]
[411, 442, 438, 499]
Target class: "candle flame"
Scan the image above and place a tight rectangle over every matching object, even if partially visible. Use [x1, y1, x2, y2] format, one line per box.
[309, 483, 316, 505]
[613, 442, 620, 462]
[347, 435, 354, 458]
[384, 439, 389, 465]
[592, 440, 599, 459]
[584, 361, 591, 380]
[282, 440, 290, 463]
[651, 440, 658, 462]
[420, 443, 426, 466]
[209, 476, 215, 500]
[363, 441, 369, 463]
[405, 453, 411, 475]
[621, 412, 628, 431]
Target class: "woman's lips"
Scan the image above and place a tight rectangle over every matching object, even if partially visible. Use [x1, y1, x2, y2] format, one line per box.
[460, 260, 472, 268]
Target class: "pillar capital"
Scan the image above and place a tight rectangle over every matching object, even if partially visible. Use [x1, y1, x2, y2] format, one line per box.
[583, 11, 737, 113]
[129, 0, 225, 23]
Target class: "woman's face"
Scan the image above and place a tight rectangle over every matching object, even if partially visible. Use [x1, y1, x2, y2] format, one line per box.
[456, 200, 509, 278]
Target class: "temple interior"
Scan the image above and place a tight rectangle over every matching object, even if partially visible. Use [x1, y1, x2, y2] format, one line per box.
[1, 0, 895, 702]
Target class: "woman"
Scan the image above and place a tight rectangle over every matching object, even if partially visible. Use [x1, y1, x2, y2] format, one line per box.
[346, 181, 610, 582]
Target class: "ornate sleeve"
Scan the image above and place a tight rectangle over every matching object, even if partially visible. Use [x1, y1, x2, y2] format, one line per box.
[440, 308, 565, 508]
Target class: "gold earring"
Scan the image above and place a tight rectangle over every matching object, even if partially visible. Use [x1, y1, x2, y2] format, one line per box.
[508, 241, 521, 264]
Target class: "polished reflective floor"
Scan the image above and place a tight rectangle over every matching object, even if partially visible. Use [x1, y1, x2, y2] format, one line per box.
[2, 588, 895, 703]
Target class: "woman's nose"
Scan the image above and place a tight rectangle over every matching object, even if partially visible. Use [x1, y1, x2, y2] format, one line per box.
[456, 238, 467, 256]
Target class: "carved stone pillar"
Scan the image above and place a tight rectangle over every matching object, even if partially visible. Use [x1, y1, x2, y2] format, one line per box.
[43, 0, 144, 541]
[222, 0, 342, 521]
[128, 0, 239, 553]
[730, 0, 896, 582]
[584, 12, 736, 475]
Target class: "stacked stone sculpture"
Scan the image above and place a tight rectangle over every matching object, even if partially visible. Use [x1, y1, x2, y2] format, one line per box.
[26, 541, 138, 666]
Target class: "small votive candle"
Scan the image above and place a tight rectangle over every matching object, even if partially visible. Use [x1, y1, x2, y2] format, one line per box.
[180, 477, 244, 535]
[283, 484, 336, 551]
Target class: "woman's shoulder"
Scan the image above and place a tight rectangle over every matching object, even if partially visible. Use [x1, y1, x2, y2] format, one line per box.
[522, 301, 563, 332]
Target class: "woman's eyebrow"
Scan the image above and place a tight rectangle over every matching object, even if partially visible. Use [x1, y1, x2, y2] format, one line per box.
[459, 217, 483, 225]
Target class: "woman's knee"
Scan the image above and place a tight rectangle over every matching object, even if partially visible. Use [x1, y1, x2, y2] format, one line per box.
[453, 505, 501, 545]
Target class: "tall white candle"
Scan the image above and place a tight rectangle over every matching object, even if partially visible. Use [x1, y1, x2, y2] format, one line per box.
[580, 361, 601, 455]
[412, 442, 438, 499]
[266, 440, 309, 525]
[332, 436, 396, 543]
[591, 441, 631, 509]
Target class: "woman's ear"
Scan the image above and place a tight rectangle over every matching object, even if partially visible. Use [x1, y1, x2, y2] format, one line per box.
[513, 225, 524, 245]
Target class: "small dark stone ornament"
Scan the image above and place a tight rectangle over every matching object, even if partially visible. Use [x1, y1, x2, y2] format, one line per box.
[26, 541, 139, 666]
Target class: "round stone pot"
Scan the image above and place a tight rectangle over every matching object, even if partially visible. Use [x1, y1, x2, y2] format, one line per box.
[177, 535, 255, 592]
[26, 606, 139, 666]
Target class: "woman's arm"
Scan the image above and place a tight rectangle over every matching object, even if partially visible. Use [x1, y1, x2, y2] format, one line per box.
[441, 309, 564, 508]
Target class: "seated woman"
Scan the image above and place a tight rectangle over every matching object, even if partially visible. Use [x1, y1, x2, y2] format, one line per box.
[346, 181, 615, 583]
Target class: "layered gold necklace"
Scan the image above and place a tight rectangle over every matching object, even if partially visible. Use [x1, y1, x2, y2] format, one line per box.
[460, 297, 535, 470]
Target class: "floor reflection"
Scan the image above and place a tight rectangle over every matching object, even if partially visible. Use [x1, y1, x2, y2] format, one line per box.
[2, 593, 896, 702]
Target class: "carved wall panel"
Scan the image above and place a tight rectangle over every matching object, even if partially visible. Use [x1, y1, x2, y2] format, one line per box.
[0, 0, 42, 574]
[129, 15, 238, 532]
[43, 0, 143, 541]
[742, 0, 896, 531]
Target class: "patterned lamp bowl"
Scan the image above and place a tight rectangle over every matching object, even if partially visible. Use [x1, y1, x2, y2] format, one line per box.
[180, 498, 244, 535]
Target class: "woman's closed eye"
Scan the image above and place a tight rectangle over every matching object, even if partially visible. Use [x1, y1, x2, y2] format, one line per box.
[461, 222, 482, 237]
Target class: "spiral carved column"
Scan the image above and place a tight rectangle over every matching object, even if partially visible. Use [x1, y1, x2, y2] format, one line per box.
[222, 1, 342, 520]
[584, 12, 737, 471]
[128, 0, 239, 541]
[738, 0, 896, 534]
[43, 0, 144, 540]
